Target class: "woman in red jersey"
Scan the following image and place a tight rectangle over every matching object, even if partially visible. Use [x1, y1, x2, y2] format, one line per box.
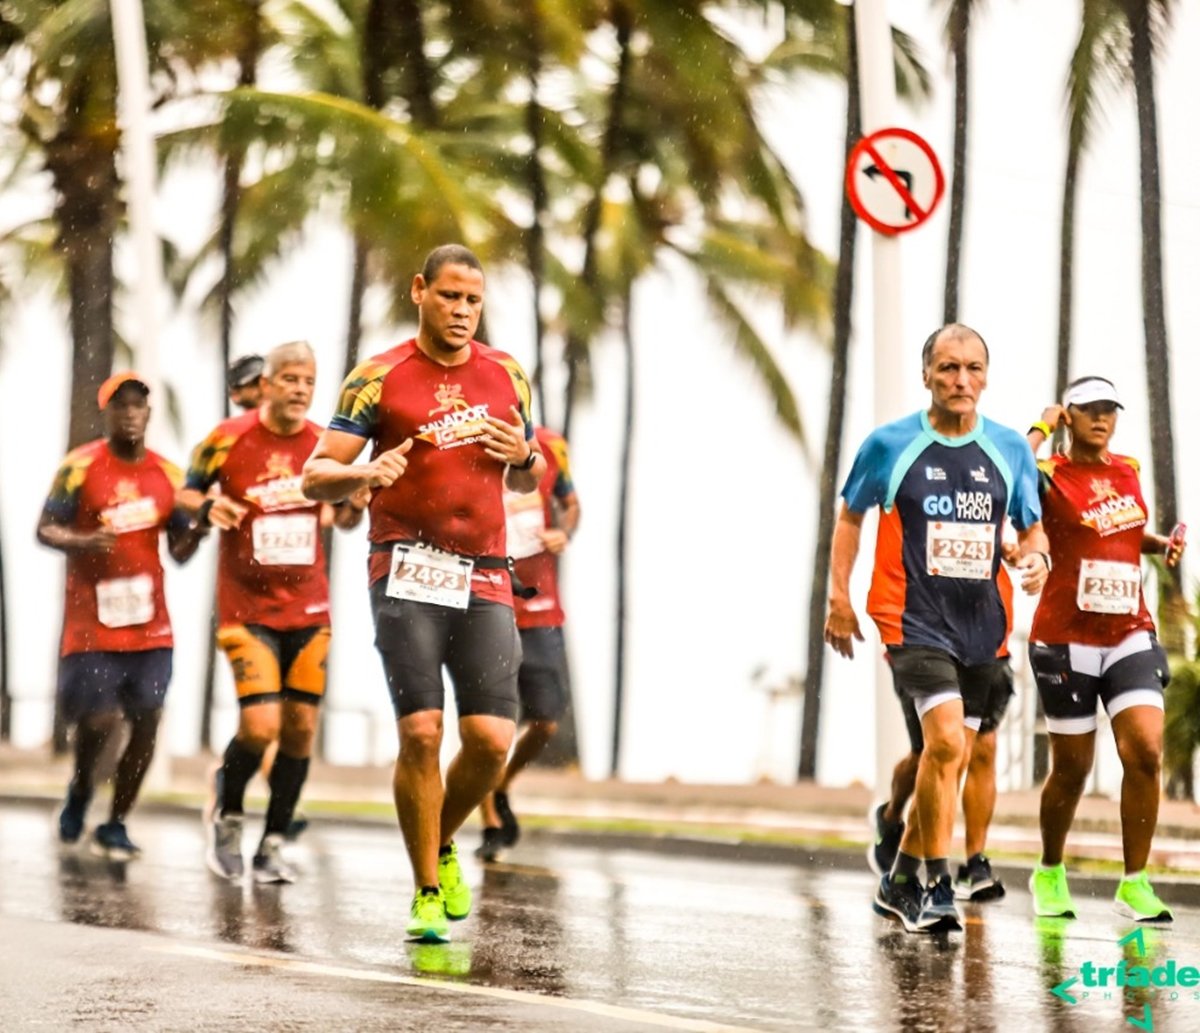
[1025, 376, 1184, 923]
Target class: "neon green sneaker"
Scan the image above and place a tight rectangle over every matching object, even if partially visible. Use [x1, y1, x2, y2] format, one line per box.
[439, 841, 471, 920]
[406, 887, 450, 942]
[1114, 871, 1173, 923]
[1029, 863, 1077, 918]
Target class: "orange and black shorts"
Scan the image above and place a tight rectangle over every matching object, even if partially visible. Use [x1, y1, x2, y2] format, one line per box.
[216, 623, 330, 708]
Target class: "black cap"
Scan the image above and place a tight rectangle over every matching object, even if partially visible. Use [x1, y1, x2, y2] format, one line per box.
[227, 354, 264, 389]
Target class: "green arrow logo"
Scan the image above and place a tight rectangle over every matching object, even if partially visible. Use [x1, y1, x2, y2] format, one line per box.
[1127, 1003, 1154, 1031]
[1050, 976, 1078, 1004]
[1119, 929, 1148, 958]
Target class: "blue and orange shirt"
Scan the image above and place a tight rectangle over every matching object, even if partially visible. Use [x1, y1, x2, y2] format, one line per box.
[841, 411, 1041, 664]
[185, 410, 328, 631]
[42, 440, 186, 656]
[329, 338, 535, 606]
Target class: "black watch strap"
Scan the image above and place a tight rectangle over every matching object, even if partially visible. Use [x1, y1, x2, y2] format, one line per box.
[514, 447, 537, 471]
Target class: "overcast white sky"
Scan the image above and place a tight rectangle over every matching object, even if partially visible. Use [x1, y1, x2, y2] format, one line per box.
[2, 1, 1199, 789]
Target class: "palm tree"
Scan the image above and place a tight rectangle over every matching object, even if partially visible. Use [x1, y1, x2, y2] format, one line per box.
[1122, 0, 1180, 613]
[1055, 1, 1126, 438]
[575, 2, 840, 773]
[0, 0, 247, 749]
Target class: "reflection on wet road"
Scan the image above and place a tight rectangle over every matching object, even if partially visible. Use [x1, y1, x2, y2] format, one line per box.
[3, 799, 1200, 1031]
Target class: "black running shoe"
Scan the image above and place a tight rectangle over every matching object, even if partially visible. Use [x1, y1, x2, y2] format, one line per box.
[954, 853, 1006, 902]
[493, 791, 520, 847]
[873, 874, 925, 933]
[918, 875, 962, 932]
[867, 802, 904, 876]
[58, 787, 91, 844]
[91, 821, 141, 861]
[475, 827, 506, 862]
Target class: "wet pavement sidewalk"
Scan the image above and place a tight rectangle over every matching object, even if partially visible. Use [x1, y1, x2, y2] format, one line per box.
[4, 743, 1200, 876]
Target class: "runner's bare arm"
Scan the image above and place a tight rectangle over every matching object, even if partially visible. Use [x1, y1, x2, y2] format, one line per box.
[1026, 405, 1065, 451]
[330, 486, 371, 531]
[1142, 531, 1186, 567]
[36, 510, 116, 554]
[1015, 522, 1052, 594]
[303, 429, 411, 501]
[824, 504, 866, 659]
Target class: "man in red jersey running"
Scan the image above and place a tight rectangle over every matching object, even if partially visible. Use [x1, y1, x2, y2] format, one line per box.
[477, 425, 580, 861]
[1025, 376, 1182, 922]
[181, 341, 365, 883]
[39, 373, 206, 859]
[303, 244, 544, 941]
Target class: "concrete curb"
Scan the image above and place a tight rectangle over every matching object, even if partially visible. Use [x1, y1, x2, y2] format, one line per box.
[10, 788, 1200, 906]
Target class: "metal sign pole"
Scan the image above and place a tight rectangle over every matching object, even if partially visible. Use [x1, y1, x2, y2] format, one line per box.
[854, 0, 911, 794]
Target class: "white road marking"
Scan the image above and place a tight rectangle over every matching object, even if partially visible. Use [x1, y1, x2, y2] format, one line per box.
[155, 943, 764, 1032]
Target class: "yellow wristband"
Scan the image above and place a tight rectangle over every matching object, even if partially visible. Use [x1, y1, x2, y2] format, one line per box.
[1030, 420, 1052, 438]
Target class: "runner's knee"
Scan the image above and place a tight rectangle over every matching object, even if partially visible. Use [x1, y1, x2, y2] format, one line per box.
[400, 712, 444, 763]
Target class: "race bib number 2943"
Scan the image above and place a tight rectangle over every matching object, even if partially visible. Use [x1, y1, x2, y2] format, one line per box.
[926, 521, 995, 580]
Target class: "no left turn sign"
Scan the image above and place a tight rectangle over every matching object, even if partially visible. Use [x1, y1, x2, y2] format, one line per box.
[846, 128, 945, 236]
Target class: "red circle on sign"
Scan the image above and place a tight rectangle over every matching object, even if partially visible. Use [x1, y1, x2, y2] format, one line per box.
[845, 127, 945, 236]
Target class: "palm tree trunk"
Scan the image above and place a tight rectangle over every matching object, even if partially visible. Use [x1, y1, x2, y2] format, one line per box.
[202, 7, 260, 753]
[1052, 137, 1081, 453]
[798, 2, 860, 781]
[610, 283, 635, 778]
[563, 0, 633, 440]
[47, 133, 118, 753]
[1125, 0, 1183, 640]
[525, 18, 548, 426]
[943, 0, 970, 324]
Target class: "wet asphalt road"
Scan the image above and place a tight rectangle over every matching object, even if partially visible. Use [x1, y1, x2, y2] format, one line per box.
[3, 800, 1200, 1031]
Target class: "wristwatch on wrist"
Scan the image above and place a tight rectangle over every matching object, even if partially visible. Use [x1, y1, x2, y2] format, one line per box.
[513, 447, 537, 472]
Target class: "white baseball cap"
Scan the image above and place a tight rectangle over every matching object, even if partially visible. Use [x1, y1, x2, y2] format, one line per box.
[1063, 377, 1122, 409]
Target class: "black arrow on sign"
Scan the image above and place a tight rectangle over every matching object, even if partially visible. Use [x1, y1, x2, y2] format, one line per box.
[864, 165, 915, 220]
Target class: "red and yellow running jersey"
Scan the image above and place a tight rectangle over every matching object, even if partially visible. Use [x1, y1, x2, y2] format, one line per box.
[329, 339, 535, 606]
[1031, 452, 1154, 646]
[509, 427, 576, 629]
[185, 410, 329, 630]
[42, 440, 185, 655]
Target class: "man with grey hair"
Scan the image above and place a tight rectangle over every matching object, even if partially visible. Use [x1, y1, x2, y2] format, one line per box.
[181, 340, 366, 883]
[824, 323, 1050, 933]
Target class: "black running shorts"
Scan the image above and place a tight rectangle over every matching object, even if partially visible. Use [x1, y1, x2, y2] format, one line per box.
[888, 647, 1013, 746]
[369, 580, 521, 721]
[58, 648, 173, 723]
[517, 626, 569, 722]
[1028, 631, 1168, 735]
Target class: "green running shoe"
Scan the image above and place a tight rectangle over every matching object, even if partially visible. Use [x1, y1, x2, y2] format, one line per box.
[439, 841, 472, 920]
[1029, 863, 1076, 918]
[1114, 871, 1173, 923]
[406, 887, 450, 942]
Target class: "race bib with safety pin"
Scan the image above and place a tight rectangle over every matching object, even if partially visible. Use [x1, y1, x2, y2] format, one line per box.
[385, 543, 473, 609]
[1076, 558, 1141, 615]
[926, 521, 995, 580]
[96, 574, 154, 628]
[504, 490, 546, 560]
[252, 514, 317, 565]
